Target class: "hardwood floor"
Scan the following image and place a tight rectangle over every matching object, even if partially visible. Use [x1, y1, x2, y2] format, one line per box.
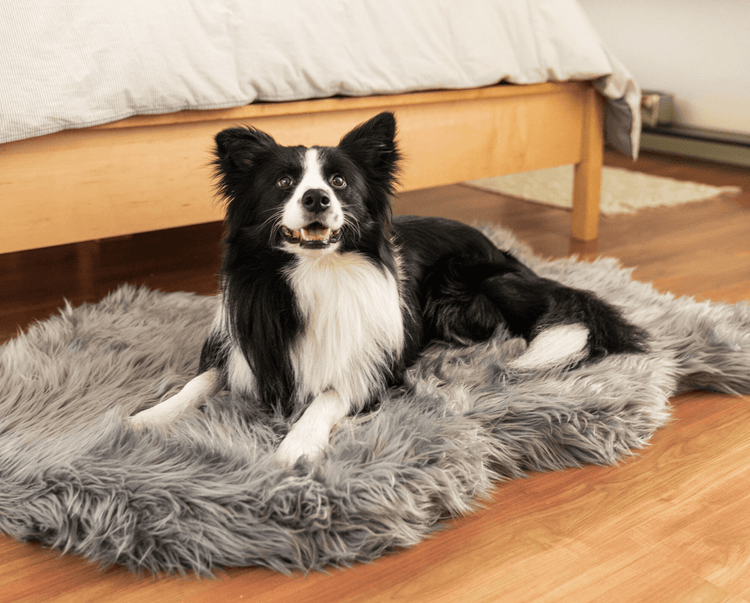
[1, 151, 749, 602]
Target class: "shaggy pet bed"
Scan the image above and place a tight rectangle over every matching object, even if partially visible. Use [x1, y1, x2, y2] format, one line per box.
[1, 224, 749, 576]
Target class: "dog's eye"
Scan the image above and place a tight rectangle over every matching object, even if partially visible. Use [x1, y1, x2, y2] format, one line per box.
[330, 175, 346, 189]
[277, 176, 294, 189]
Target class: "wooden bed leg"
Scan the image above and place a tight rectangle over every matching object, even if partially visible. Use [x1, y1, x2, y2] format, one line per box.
[571, 88, 605, 242]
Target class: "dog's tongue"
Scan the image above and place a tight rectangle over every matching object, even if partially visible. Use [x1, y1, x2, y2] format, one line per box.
[300, 226, 332, 242]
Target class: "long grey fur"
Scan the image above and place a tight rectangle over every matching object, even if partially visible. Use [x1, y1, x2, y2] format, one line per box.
[1, 224, 748, 576]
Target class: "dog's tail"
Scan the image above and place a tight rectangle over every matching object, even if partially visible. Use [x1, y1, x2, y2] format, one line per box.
[656, 298, 750, 396]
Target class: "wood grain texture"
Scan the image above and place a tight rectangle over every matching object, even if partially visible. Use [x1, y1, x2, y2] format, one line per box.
[1, 150, 749, 602]
[571, 87, 605, 241]
[0, 82, 593, 254]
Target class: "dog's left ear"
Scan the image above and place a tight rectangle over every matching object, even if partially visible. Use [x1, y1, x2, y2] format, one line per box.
[339, 112, 400, 178]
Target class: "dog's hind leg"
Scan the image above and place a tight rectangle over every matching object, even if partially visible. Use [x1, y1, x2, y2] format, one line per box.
[506, 323, 591, 370]
[130, 368, 223, 428]
[425, 254, 648, 371]
[483, 272, 648, 370]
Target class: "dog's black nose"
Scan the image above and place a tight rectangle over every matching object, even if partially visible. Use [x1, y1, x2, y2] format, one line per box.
[301, 189, 331, 213]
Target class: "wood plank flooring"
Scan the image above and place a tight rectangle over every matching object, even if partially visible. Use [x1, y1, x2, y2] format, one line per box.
[1, 151, 749, 602]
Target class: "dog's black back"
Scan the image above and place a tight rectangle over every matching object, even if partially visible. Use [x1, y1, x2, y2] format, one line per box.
[393, 215, 647, 369]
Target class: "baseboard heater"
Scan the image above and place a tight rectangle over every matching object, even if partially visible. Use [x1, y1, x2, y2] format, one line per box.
[639, 91, 750, 167]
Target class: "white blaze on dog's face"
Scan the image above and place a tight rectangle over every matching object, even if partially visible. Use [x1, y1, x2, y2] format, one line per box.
[279, 148, 346, 256]
[213, 113, 398, 259]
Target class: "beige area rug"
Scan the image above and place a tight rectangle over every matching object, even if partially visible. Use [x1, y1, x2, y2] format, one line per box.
[466, 165, 742, 215]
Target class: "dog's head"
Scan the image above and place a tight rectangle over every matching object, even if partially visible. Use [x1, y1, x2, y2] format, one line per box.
[214, 112, 400, 255]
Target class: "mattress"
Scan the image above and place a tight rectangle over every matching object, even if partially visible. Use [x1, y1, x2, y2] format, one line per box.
[0, 0, 640, 155]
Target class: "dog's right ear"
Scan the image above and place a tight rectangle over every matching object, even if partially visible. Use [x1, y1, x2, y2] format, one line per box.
[214, 126, 276, 172]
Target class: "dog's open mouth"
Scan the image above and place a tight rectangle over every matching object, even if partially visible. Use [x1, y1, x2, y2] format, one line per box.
[281, 224, 341, 248]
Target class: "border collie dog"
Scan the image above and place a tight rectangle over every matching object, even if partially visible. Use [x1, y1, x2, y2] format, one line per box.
[131, 112, 647, 466]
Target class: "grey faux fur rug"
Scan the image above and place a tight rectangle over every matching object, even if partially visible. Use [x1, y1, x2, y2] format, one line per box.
[1, 224, 749, 576]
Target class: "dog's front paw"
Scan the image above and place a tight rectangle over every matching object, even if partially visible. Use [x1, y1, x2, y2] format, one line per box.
[130, 372, 221, 431]
[275, 428, 326, 467]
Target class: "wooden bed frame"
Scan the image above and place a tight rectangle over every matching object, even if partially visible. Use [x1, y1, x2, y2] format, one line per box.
[0, 81, 604, 255]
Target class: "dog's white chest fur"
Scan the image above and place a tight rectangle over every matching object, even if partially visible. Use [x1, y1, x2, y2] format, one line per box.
[285, 251, 404, 407]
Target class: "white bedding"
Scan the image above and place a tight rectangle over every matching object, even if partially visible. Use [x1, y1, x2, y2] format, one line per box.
[0, 0, 640, 154]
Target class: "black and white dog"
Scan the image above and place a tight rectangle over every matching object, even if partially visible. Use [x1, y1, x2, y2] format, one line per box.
[131, 112, 647, 465]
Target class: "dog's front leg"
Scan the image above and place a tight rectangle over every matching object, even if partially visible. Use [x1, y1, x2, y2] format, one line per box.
[130, 368, 222, 428]
[275, 389, 350, 467]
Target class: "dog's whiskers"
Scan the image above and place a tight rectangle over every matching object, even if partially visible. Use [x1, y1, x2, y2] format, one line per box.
[342, 213, 362, 239]
[262, 208, 286, 242]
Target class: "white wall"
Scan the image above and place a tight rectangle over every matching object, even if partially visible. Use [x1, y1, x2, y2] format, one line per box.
[578, 0, 750, 135]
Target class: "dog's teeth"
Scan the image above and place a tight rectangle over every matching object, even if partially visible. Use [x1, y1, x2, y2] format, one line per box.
[282, 226, 300, 243]
[300, 228, 332, 242]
